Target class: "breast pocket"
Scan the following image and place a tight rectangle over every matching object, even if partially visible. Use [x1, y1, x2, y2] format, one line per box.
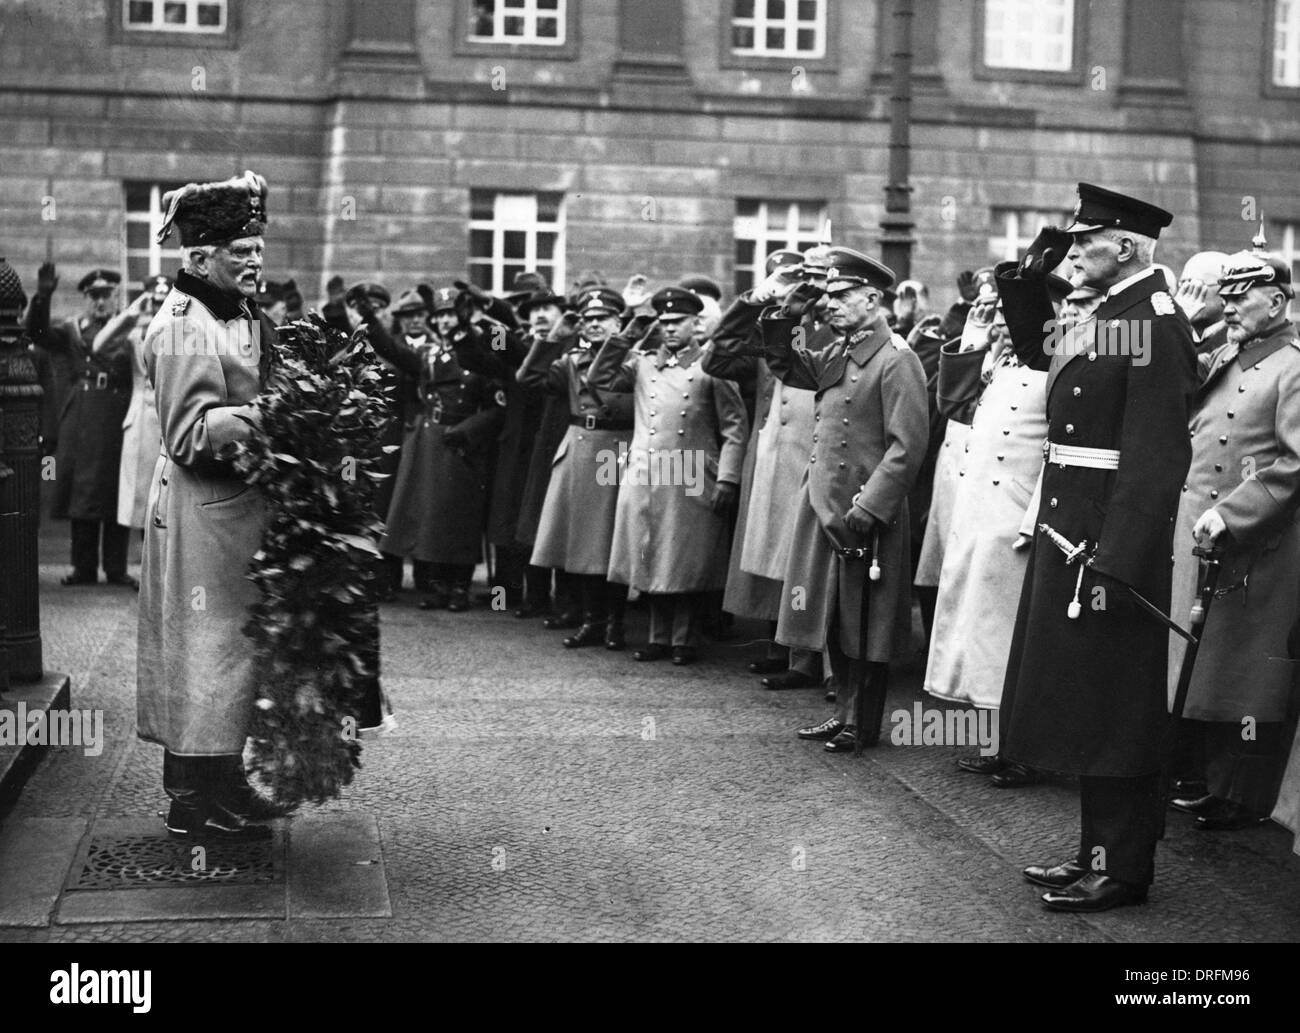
[198, 481, 259, 518]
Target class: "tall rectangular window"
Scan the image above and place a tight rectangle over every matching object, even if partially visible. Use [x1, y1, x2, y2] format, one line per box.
[468, 191, 565, 295]
[989, 207, 1071, 263]
[731, 0, 826, 59]
[1268, 220, 1300, 283]
[1275, 0, 1300, 87]
[983, 0, 1074, 71]
[124, 181, 187, 291]
[123, 0, 227, 33]
[468, 0, 566, 45]
[733, 199, 827, 295]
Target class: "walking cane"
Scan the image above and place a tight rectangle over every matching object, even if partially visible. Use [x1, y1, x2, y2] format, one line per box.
[1157, 542, 1224, 837]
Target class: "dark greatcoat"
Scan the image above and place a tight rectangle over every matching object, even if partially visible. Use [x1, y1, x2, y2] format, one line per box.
[997, 266, 1198, 778]
[488, 328, 547, 547]
[41, 312, 132, 522]
[368, 322, 506, 566]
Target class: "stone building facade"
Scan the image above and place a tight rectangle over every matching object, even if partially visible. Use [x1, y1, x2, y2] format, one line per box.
[1, 0, 1298, 317]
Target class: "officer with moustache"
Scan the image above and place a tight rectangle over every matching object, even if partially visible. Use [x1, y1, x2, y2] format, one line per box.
[999, 184, 1199, 912]
[764, 248, 929, 752]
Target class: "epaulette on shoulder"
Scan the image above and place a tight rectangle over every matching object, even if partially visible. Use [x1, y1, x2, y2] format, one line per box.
[890, 334, 910, 351]
[171, 295, 190, 316]
[1150, 291, 1177, 317]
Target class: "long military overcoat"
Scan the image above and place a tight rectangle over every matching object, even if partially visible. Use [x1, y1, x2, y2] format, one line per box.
[998, 267, 1198, 777]
[118, 326, 163, 529]
[924, 339, 1047, 709]
[137, 272, 271, 756]
[590, 335, 748, 593]
[763, 311, 928, 662]
[524, 338, 633, 575]
[1169, 322, 1300, 724]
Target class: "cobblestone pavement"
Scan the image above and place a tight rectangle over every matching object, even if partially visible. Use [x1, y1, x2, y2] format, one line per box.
[3, 521, 1299, 943]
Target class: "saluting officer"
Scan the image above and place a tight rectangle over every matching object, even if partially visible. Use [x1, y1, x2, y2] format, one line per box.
[763, 248, 929, 753]
[999, 184, 1199, 912]
[590, 286, 749, 665]
[28, 267, 136, 588]
[1168, 234, 1300, 831]
[520, 286, 635, 650]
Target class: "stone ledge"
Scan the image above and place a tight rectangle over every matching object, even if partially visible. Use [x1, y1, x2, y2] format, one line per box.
[0, 671, 72, 820]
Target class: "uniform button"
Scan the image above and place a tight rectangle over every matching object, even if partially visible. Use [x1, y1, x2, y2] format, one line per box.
[810, 456, 817, 463]
[687, 376, 694, 381]
[649, 429, 655, 435]
[843, 418, 849, 424]
[161, 476, 168, 485]
[1002, 429, 1010, 436]
[1065, 423, 1074, 434]
[965, 444, 970, 453]
[680, 411, 687, 416]
[839, 461, 846, 468]
[1210, 489, 1219, 499]
[651, 378, 658, 383]
[1010, 404, 1018, 411]
[1073, 387, 1082, 397]
[997, 454, 1004, 461]
[993, 479, 1000, 486]
[851, 375, 858, 382]
[815, 414, 822, 421]
[1219, 435, 1228, 444]
[577, 435, 584, 441]
[1227, 411, 1235, 419]
[1214, 464, 1222, 472]
[1087, 352, 1097, 362]
[841, 440, 848, 447]
[678, 429, 684, 435]
[650, 411, 656, 416]
[1050, 497, 1058, 508]
[1182, 485, 1188, 492]
[958, 471, 965, 476]
[683, 393, 690, 399]
[1238, 385, 1246, 393]
[153, 516, 162, 527]
[782, 398, 788, 405]
[649, 394, 655, 399]
[781, 420, 787, 425]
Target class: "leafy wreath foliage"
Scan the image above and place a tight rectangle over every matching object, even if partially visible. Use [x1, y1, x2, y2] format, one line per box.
[231, 316, 393, 809]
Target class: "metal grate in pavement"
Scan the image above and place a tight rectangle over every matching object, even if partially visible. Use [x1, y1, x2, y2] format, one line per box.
[67, 833, 279, 890]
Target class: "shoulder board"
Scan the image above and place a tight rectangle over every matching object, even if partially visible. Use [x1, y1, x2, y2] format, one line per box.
[1150, 291, 1176, 317]
[890, 335, 910, 351]
[171, 296, 190, 315]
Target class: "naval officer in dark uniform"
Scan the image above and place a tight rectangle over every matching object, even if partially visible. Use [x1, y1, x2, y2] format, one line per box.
[996, 184, 1199, 912]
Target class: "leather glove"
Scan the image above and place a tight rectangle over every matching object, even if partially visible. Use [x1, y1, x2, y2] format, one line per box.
[37, 261, 58, 297]
[710, 481, 738, 514]
[782, 282, 825, 320]
[623, 313, 658, 345]
[1018, 226, 1073, 278]
[956, 270, 977, 303]
[844, 506, 875, 536]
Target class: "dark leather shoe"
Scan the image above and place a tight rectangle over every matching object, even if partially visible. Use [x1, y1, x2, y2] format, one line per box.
[605, 624, 626, 651]
[446, 584, 471, 612]
[1169, 793, 1216, 815]
[671, 646, 697, 666]
[1194, 799, 1268, 831]
[513, 600, 549, 618]
[200, 801, 273, 842]
[761, 670, 816, 690]
[991, 762, 1041, 788]
[633, 644, 668, 662]
[563, 622, 606, 649]
[60, 572, 97, 586]
[748, 656, 788, 675]
[1041, 872, 1148, 912]
[824, 689, 836, 703]
[543, 610, 581, 630]
[420, 583, 450, 610]
[796, 717, 844, 741]
[105, 573, 139, 590]
[1023, 858, 1087, 889]
[1171, 777, 1208, 798]
[824, 726, 859, 753]
[162, 801, 203, 837]
[957, 754, 1006, 775]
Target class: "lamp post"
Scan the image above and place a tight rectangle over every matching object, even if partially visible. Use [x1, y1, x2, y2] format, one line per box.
[880, 0, 916, 280]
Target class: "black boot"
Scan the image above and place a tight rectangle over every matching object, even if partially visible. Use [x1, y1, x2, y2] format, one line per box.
[447, 582, 471, 612]
[420, 581, 450, 610]
[564, 617, 607, 648]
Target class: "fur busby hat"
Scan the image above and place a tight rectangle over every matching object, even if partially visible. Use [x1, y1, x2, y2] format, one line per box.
[156, 170, 269, 247]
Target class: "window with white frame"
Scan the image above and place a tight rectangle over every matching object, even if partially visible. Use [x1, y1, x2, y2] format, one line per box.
[731, 0, 826, 59]
[1267, 220, 1300, 283]
[733, 199, 828, 295]
[1275, 0, 1300, 87]
[124, 181, 187, 291]
[983, 0, 1074, 72]
[468, 192, 565, 295]
[123, 0, 227, 33]
[468, 0, 566, 45]
[989, 208, 1072, 263]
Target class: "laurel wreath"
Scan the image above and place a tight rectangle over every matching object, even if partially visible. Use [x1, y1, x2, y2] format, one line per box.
[230, 316, 394, 809]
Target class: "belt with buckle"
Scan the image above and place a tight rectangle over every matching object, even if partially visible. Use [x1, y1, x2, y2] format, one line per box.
[570, 414, 627, 431]
[1043, 441, 1120, 470]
